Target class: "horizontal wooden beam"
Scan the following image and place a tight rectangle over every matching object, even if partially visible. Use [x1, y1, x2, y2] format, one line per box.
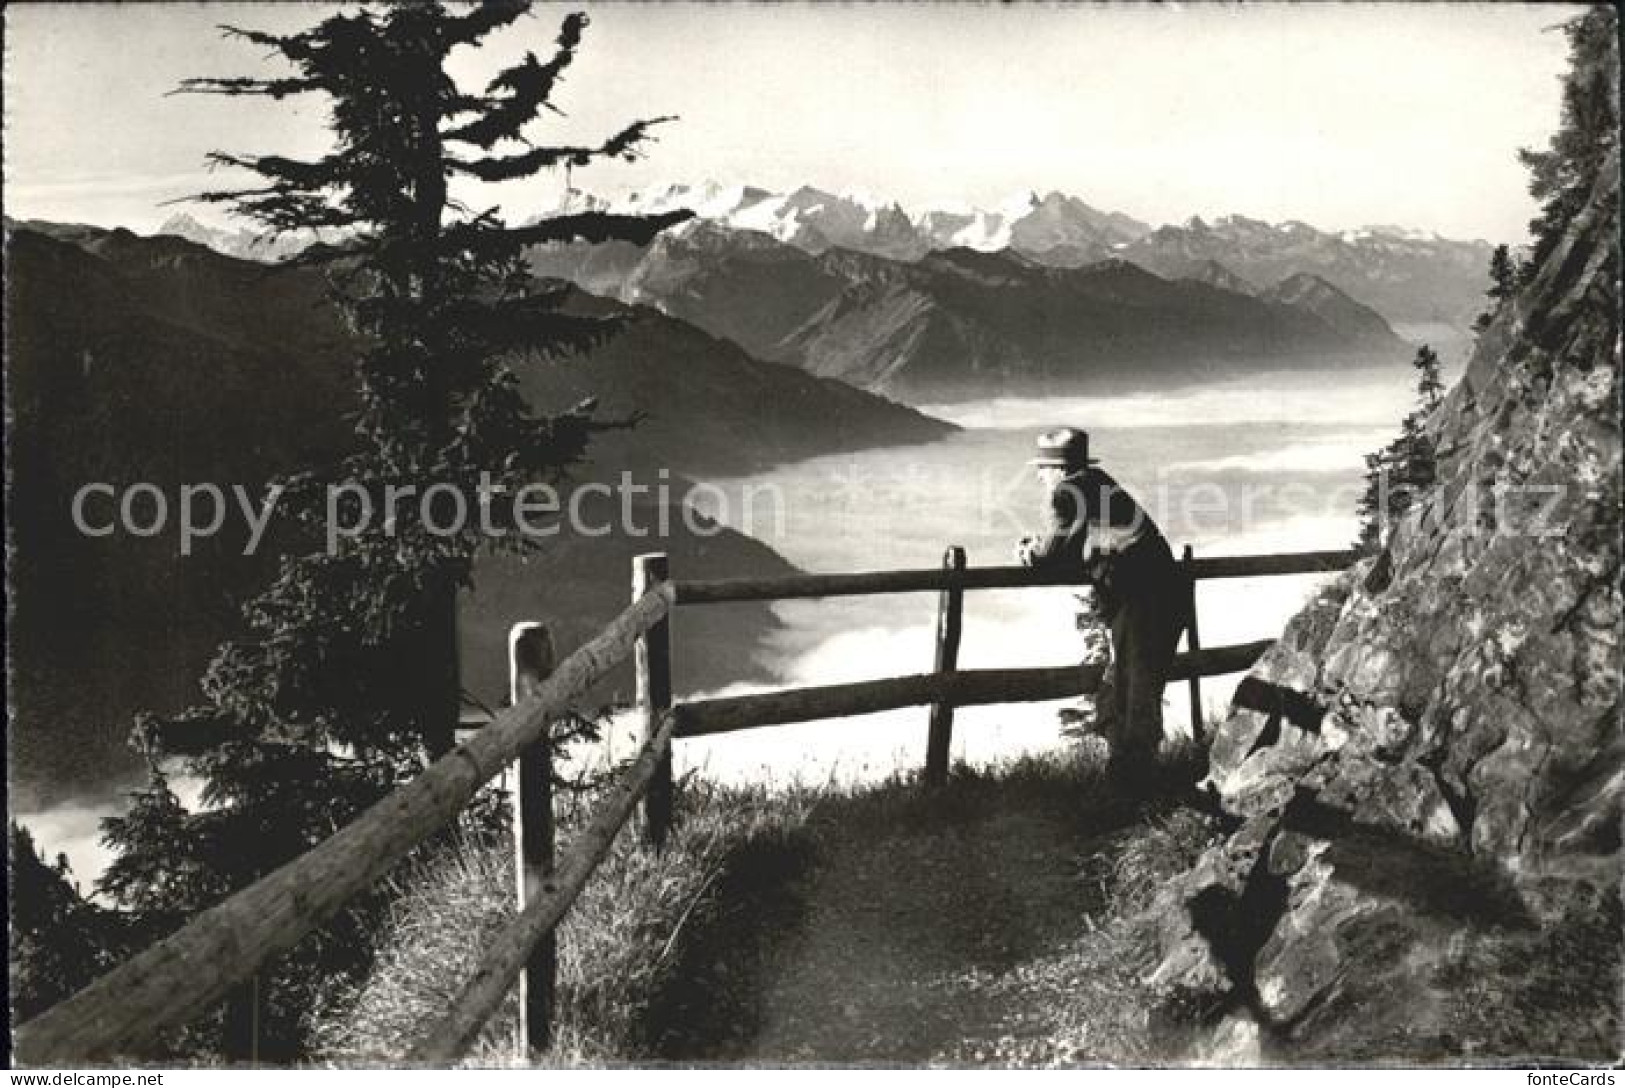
[14, 585, 676, 1066]
[1187, 549, 1361, 580]
[671, 550, 1359, 605]
[676, 639, 1273, 738]
[672, 564, 1083, 604]
[410, 711, 678, 1063]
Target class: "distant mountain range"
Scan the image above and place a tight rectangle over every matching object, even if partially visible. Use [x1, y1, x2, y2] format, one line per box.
[530, 217, 1410, 399]
[535, 181, 1493, 327]
[159, 181, 1494, 330]
[5, 220, 950, 808]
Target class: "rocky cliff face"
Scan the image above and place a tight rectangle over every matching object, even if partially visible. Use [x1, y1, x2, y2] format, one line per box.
[1148, 140, 1620, 1063]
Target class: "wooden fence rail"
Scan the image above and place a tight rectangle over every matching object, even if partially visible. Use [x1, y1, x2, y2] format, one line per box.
[671, 549, 1358, 604]
[675, 640, 1275, 739]
[13, 584, 674, 1066]
[16, 543, 1359, 1067]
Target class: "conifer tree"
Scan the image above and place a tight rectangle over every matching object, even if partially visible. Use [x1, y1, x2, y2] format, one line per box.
[1487, 244, 1518, 301]
[1475, 244, 1519, 330]
[10, 824, 139, 1025]
[1518, 8, 1619, 271]
[1412, 344, 1444, 411]
[97, 2, 689, 1056]
[1355, 344, 1444, 550]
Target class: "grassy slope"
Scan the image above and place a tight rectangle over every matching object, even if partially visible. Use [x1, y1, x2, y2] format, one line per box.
[308, 745, 1224, 1067]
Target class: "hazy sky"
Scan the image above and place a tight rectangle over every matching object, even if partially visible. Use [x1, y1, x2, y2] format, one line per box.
[5, 2, 1576, 240]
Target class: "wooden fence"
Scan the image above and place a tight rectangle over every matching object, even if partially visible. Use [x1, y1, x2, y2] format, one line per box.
[14, 545, 1357, 1066]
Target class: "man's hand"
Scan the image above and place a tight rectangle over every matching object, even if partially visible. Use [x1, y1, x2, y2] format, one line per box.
[1014, 535, 1037, 566]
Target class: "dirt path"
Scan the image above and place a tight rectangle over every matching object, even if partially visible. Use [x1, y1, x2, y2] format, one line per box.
[648, 780, 1172, 1065]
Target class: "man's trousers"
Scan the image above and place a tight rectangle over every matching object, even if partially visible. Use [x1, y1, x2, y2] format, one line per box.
[1095, 534, 1187, 775]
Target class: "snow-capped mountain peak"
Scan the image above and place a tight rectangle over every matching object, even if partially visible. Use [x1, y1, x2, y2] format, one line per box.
[556, 179, 1154, 266]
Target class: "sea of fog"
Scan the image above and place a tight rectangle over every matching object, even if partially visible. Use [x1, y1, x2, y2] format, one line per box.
[19, 361, 1435, 891]
[658, 363, 1418, 786]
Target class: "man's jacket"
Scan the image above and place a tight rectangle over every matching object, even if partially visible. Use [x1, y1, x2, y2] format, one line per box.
[1019, 467, 1161, 576]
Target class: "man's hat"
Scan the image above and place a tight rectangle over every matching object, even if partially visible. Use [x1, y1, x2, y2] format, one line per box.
[1027, 426, 1098, 469]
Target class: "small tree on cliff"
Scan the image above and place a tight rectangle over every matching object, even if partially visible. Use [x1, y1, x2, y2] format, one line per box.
[1487, 245, 1518, 301]
[97, 2, 688, 1056]
[1475, 245, 1520, 331]
[1355, 344, 1444, 551]
[1412, 344, 1444, 412]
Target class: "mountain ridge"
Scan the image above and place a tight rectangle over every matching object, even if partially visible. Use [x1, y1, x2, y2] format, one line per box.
[532, 219, 1412, 399]
[1124, 212, 1494, 326]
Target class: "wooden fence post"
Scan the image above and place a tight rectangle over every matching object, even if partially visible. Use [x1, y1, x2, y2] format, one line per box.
[221, 971, 261, 1064]
[924, 546, 967, 787]
[1182, 544, 1205, 743]
[508, 623, 557, 1057]
[633, 554, 674, 848]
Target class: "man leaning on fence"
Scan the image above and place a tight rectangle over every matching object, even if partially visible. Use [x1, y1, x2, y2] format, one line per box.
[1015, 427, 1186, 791]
